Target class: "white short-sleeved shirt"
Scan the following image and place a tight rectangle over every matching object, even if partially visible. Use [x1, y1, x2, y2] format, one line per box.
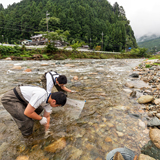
[46, 71, 59, 94]
[20, 86, 52, 113]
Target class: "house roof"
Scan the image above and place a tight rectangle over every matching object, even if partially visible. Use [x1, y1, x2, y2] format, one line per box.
[30, 34, 46, 39]
[20, 39, 32, 42]
[82, 45, 89, 48]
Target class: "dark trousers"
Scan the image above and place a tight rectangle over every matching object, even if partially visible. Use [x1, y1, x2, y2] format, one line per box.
[1, 87, 43, 136]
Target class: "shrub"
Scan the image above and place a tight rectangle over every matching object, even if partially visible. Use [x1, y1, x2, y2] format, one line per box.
[145, 64, 151, 68]
[42, 54, 49, 59]
[95, 46, 101, 51]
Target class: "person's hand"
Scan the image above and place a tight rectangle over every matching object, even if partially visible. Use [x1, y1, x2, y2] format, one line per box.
[39, 117, 47, 125]
[44, 129, 53, 138]
[71, 90, 77, 93]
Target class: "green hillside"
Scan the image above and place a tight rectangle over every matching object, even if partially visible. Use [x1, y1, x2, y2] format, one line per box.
[138, 37, 160, 52]
[0, 0, 137, 51]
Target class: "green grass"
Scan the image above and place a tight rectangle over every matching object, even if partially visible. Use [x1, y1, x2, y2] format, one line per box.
[153, 63, 160, 66]
[145, 64, 151, 68]
[148, 55, 160, 60]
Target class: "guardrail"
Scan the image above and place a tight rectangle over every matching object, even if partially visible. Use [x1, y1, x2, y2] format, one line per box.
[1, 44, 120, 54]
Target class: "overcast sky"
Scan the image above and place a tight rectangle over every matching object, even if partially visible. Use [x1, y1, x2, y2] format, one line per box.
[1, 0, 160, 38]
[109, 0, 160, 38]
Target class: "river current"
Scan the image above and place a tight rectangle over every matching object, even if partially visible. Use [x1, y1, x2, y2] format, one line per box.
[0, 58, 150, 160]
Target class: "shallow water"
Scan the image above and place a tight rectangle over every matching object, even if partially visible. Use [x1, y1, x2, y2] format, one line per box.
[0, 59, 150, 160]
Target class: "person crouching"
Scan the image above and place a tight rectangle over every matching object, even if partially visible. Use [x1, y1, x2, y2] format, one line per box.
[1, 85, 66, 137]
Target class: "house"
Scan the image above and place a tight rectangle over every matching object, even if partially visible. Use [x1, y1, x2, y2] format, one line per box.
[29, 34, 67, 46]
[54, 40, 62, 47]
[82, 45, 89, 49]
[29, 34, 47, 45]
[21, 39, 32, 45]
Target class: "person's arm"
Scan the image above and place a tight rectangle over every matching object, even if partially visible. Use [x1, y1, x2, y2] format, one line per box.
[24, 103, 42, 120]
[61, 85, 72, 92]
[43, 110, 50, 131]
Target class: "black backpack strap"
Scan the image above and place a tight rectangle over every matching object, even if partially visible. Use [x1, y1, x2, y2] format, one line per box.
[48, 71, 58, 85]
[13, 87, 27, 106]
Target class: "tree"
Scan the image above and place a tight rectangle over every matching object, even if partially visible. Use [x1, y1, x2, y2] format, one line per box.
[0, 4, 4, 11]
[39, 17, 60, 32]
[40, 30, 69, 53]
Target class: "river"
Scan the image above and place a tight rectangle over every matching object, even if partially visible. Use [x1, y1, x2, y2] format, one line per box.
[0, 58, 150, 160]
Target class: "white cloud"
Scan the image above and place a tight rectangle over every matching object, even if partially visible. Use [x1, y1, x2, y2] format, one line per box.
[109, 0, 160, 38]
[1, 0, 21, 9]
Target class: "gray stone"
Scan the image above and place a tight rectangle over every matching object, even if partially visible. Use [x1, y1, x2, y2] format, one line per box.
[147, 117, 160, 127]
[0, 142, 10, 159]
[141, 140, 160, 160]
[129, 73, 139, 78]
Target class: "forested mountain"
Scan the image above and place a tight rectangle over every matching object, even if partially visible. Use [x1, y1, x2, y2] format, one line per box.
[137, 34, 160, 43]
[138, 37, 160, 52]
[0, 0, 137, 51]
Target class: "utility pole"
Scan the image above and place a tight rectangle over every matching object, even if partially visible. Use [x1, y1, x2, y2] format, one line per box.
[90, 38, 92, 49]
[2, 35, 4, 44]
[46, 11, 50, 32]
[102, 32, 103, 51]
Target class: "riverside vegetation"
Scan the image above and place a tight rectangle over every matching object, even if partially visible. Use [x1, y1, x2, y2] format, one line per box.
[0, 45, 154, 60]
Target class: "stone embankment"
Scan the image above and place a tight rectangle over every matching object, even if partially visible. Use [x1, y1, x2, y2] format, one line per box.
[125, 59, 160, 159]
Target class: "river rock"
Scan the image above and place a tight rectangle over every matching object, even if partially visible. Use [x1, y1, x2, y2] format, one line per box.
[116, 131, 124, 137]
[32, 54, 43, 59]
[11, 66, 22, 70]
[130, 90, 136, 98]
[154, 99, 160, 105]
[138, 119, 145, 128]
[129, 73, 139, 78]
[138, 95, 154, 104]
[113, 152, 124, 160]
[24, 68, 32, 72]
[44, 137, 66, 153]
[66, 146, 82, 160]
[65, 64, 75, 67]
[156, 113, 160, 119]
[105, 137, 112, 143]
[149, 128, 160, 149]
[125, 82, 134, 88]
[147, 116, 160, 127]
[138, 154, 156, 160]
[5, 57, 12, 60]
[141, 140, 160, 159]
[95, 158, 102, 160]
[148, 111, 157, 117]
[16, 155, 29, 160]
[41, 64, 49, 66]
[73, 76, 78, 80]
[0, 142, 9, 159]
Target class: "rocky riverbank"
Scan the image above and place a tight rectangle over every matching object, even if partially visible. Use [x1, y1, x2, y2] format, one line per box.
[123, 59, 160, 159]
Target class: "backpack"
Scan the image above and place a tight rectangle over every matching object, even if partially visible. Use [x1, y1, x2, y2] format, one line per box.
[41, 71, 58, 90]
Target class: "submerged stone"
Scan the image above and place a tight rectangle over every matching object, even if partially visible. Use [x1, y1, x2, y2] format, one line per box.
[138, 154, 155, 160]
[141, 140, 160, 159]
[149, 128, 160, 149]
[44, 137, 66, 153]
[113, 152, 125, 160]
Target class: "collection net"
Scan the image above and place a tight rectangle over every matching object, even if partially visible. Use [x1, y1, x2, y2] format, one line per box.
[65, 98, 86, 120]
